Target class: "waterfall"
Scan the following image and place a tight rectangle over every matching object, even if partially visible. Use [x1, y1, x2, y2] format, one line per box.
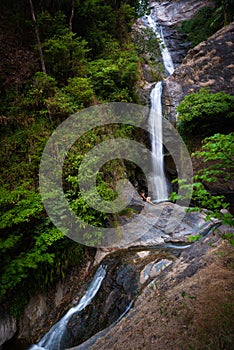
[148, 81, 168, 201]
[144, 9, 174, 201]
[29, 265, 107, 350]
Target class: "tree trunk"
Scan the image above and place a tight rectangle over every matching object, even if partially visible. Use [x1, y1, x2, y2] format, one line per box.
[29, 0, 46, 74]
[69, 0, 75, 70]
[69, 0, 75, 32]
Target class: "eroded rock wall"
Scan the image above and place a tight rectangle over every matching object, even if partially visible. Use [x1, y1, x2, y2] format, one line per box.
[163, 22, 234, 122]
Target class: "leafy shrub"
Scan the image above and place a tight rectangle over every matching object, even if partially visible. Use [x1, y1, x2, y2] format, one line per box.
[42, 30, 89, 82]
[177, 89, 234, 142]
[63, 77, 95, 107]
[170, 133, 234, 226]
[87, 45, 139, 102]
[46, 90, 79, 120]
[0, 183, 84, 316]
[174, 2, 234, 48]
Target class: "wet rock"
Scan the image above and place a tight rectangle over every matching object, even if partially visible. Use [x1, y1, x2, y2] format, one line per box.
[161, 25, 190, 67]
[0, 308, 17, 348]
[66, 255, 141, 347]
[117, 200, 217, 249]
[66, 247, 178, 349]
[140, 258, 173, 284]
[152, 0, 215, 26]
[18, 293, 47, 340]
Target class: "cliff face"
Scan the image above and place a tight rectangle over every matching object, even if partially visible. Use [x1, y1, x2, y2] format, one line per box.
[163, 22, 234, 122]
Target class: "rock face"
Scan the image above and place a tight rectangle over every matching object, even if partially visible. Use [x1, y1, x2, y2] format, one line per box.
[15, 257, 96, 344]
[136, 0, 214, 104]
[152, 0, 215, 68]
[0, 309, 17, 348]
[68, 226, 234, 350]
[125, 196, 219, 247]
[62, 243, 182, 348]
[152, 0, 215, 26]
[164, 22, 234, 122]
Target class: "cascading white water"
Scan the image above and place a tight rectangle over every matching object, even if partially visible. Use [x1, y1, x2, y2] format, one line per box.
[143, 9, 174, 201]
[145, 12, 174, 76]
[29, 265, 107, 350]
[148, 81, 168, 201]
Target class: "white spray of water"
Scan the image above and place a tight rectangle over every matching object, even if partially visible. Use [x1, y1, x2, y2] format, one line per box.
[29, 265, 107, 350]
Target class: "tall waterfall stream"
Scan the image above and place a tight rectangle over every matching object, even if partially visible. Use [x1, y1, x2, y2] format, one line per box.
[143, 10, 174, 201]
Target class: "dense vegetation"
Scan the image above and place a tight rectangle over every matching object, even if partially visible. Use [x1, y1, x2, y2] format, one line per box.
[0, 0, 151, 317]
[171, 90, 234, 225]
[176, 88, 234, 143]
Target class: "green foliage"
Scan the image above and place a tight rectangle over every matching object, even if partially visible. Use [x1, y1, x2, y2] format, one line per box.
[0, 0, 144, 317]
[221, 232, 234, 246]
[213, 0, 234, 26]
[0, 184, 84, 315]
[64, 77, 94, 107]
[193, 133, 234, 182]
[42, 29, 89, 82]
[0, 185, 43, 229]
[63, 123, 133, 246]
[36, 10, 69, 41]
[87, 44, 139, 102]
[187, 234, 202, 242]
[176, 89, 234, 142]
[170, 133, 234, 226]
[46, 89, 79, 120]
[0, 118, 52, 186]
[133, 26, 164, 81]
[21, 72, 57, 116]
[133, 26, 162, 61]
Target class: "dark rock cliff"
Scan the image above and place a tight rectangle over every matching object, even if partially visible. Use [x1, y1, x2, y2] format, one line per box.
[163, 22, 234, 122]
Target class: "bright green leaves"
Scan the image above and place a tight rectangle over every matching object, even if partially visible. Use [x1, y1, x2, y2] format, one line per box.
[64, 77, 94, 107]
[177, 89, 234, 142]
[46, 77, 95, 119]
[87, 44, 139, 102]
[42, 30, 89, 82]
[0, 184, 84, 314]
[193, 133, 234, 182]
[0, 185, 43, 229]
[170, 133, 234, 226]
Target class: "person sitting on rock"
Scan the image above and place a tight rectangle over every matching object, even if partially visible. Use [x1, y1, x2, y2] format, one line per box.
[140, 190, 155, 205]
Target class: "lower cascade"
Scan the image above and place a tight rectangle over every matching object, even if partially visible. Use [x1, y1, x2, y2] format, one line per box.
[30, 265, 107, 350]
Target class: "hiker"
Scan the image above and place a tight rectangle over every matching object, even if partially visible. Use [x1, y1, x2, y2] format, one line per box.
[140, 190, 155, 205]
